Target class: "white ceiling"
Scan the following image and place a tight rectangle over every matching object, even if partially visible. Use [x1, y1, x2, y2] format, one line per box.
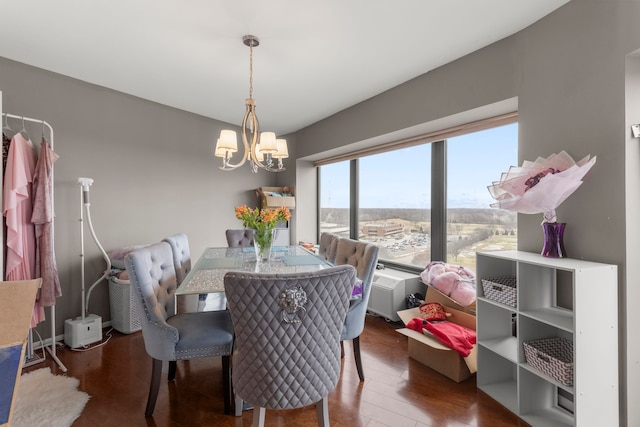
[0, 0, 568, 135]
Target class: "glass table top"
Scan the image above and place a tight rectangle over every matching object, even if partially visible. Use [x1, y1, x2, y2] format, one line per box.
[175, 245, 333, 295]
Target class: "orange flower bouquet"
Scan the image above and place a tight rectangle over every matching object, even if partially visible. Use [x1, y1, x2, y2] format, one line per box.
[235, 205, 291, 260]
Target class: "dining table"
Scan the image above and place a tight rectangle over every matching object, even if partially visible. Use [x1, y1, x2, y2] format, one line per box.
[175, 245, 333, 297]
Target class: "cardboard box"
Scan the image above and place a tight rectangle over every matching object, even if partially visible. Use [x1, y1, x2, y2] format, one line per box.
[0, 279, 41, 427]
[422, 282, 476, 315]
[396, 287, 477, 382]
[256, 186, 295, 209]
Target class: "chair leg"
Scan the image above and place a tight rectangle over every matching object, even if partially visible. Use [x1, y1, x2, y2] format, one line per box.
[168, 360, 177, 381]
[252, 407, 266, 427]
[353, 336, 365, 381]
[340, 341, 345, 358]
[145, 358, 163, 417]
[316, 396, 329, 427]
[234, 395, 244, 417]
[222, 355, 232, 415]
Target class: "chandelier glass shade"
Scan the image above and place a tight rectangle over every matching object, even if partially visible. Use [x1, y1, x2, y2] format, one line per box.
[214, 35, 288, 173]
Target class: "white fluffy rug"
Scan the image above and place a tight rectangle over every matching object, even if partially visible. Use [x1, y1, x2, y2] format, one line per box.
[11, 368, 90, 427]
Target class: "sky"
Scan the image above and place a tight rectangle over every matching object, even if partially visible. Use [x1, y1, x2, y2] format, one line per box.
[320, 123, 518, 209]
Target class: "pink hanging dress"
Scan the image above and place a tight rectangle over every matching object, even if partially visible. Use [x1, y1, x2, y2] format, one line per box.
[3, 132, 42, 326]
[32, 137, 61, 307]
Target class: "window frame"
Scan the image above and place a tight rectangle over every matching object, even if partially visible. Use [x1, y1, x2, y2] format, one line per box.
[317, 113, 518, 274]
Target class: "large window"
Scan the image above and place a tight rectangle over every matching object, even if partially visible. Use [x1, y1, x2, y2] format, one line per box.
[318, 118, 518, 274]
[446, 125, 518, 272]
[319, 161, 351, 238]
[359, 145, 431, 267]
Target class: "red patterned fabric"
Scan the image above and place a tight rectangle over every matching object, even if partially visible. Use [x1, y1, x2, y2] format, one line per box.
[419, 302, 448, 321]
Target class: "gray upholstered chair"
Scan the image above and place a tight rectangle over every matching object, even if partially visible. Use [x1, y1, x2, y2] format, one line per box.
[318, 232, 339, 264]
[124, 242, 234, 416]
[162, 233, 191, 284]
[163, 232, 211, 312]
[334, 237, 380, 381]
[224, 265, 356, 426]
[225, 229, 255, 247]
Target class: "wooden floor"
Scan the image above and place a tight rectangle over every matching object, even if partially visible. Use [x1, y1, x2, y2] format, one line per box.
[26, 314, 529, 427]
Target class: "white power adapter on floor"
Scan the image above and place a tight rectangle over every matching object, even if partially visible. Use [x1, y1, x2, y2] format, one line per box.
[64, 314, 102, 348]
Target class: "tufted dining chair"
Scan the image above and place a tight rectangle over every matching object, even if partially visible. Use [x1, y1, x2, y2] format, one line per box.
[162, 233, 204, 367]
[318, 232, 339, 264]
[125, 242, 234, 417]
[225, 229, 255, 247]
[163, 232, 213, 312]
[333, 237, 380, 381]
[162, 233, 191, 284]
[224, 265, 356, 427]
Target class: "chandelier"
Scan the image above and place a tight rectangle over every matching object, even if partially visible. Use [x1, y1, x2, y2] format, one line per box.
[214, 35, 288, 173]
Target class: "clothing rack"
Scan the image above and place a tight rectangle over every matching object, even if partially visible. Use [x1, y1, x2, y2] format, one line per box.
[1, 112, 67, 372]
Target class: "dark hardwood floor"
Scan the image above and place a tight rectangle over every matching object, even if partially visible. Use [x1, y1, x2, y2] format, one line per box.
[26, 314, 529, 427]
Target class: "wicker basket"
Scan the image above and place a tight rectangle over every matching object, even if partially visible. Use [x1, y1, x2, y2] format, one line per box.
[108, 276, 142, 334]
[481, 276, 517, 307]
[523, 337, 573, 386]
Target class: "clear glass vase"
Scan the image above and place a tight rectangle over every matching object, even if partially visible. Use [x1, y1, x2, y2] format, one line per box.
[253, 228, 275, 262]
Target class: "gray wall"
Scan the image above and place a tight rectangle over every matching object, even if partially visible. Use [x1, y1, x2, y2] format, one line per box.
[624, 52, 640, 427]
[0, 57, 279, 346]
[2, 0, 639, 424]
[289, 0, 639, 425]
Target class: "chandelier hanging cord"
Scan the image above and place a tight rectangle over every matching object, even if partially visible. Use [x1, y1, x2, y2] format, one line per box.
[244, 35, 257, 101]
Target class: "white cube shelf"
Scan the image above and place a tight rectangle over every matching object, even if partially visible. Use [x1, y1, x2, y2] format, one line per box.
[476, 250, 618, 427]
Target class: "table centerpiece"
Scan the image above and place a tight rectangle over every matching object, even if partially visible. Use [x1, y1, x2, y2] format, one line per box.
[234, 204, 291, 262]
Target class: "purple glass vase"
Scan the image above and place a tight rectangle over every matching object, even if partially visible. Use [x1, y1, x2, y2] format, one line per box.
[541, 222, 566, 258]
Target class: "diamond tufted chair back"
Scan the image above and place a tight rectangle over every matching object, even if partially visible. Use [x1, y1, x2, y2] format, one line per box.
[125, 242, 234, 417]
[225, 229, 255, 247]
[224, 265, 356, 426]
[318, 232, 339, 264]
[162, 233, 191, 285]
[333, 237, 379, 381]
